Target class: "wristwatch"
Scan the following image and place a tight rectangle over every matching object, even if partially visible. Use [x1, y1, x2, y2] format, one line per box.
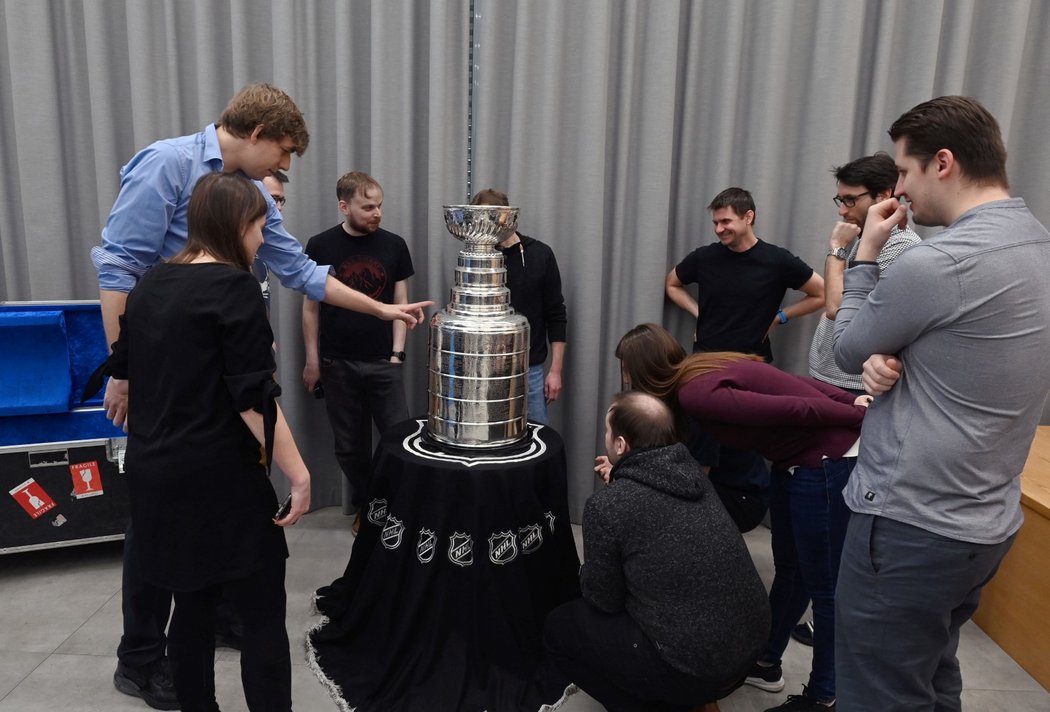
[391, 351, 407, 361]
[827, 246, 849, 261]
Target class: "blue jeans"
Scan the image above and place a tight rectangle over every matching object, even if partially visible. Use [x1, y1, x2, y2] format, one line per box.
[527, 364, 548, 424]
[762, 458, 854, 703]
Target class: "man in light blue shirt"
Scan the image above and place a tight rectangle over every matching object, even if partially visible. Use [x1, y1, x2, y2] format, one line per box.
[95, 83, 430, 710]
[94, 84, 430, 424]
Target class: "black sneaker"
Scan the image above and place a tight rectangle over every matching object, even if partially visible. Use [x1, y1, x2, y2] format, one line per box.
[744, 661, 785, 692]
[791, 620, 815, 646]
[763, 686, 835, 711]
[113, 657, 180, 710]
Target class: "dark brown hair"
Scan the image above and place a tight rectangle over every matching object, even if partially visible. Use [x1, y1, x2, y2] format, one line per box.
[616, 323, 687, 405]
[832, 152, 899, 195]
[170, 173, 268, 270]
[708, 187, 757, 227]
[471, 188, 509, 206]
[613, 325, 760, 438]
[672, 351, 765, 391]
[888, 95, 1008, 188]
[615, 323, 762, 400]
[608, 391, 677, 449]
[219, 83, 310, 156]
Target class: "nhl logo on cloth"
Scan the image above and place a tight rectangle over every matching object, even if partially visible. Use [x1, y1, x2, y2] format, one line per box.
[416, 528, 437, 564]
[381, 515, 405, 550]
[488, 531, 519, 565]
[367, 498, 388, 526]
[518, 523, 543, 555]
[448, 532, 474, 567]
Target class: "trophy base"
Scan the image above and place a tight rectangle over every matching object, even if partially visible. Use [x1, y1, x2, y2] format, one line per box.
[419, 428, 536, 457]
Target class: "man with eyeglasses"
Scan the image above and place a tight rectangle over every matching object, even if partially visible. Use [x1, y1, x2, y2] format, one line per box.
[807, 153, 919, 397]
[744, 154, 921, 709]
[252, 170, 289, 310]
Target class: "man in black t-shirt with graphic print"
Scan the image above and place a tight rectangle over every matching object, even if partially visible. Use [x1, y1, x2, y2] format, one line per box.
[303, 172, 414, 534]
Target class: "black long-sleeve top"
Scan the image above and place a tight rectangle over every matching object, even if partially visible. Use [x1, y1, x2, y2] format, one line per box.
[498, 234, 567, 366]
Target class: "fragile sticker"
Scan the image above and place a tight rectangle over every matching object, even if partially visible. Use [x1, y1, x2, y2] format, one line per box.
[9, 478, 57, 519]
[70, 461, 104, 499]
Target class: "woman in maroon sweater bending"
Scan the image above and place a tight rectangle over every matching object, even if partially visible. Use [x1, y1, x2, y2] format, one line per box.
[613, 323, 869, 711]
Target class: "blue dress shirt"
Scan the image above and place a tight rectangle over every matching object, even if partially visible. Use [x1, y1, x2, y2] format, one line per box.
[92, 123, 328, 300]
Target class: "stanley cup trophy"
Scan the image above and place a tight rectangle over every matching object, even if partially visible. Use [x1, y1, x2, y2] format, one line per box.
[427, 205, 531, 448]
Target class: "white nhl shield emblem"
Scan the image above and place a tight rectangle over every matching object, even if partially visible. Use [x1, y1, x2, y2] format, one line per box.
[416, 528, 437, 564]
[488, 531, 519, 565]
[518, 524, 543, 554]
[381, 515, 405, 550]
[367, 498, 389, 526]
[448, 532, 474, 567]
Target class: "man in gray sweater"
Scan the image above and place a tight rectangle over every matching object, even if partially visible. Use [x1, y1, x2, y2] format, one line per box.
[544, 391, 768, 712]
[833, 96, 1050, 711]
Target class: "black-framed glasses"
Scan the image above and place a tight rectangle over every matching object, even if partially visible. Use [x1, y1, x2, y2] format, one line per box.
[832, 192, 874, 208]
[271, 195, 287, 207]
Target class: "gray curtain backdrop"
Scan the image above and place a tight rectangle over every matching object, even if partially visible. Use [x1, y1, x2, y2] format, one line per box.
[1, 0, 1048, 520]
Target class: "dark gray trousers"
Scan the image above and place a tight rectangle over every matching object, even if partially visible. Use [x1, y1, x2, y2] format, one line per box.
[320, 357, 408, 509]
[835, 513, 1014, 712]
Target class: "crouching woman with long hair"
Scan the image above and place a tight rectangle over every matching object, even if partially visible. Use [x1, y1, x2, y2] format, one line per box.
[107, 172, 311, 712]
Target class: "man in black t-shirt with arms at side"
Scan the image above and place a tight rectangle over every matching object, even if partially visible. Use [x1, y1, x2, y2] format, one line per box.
[664, 187, 824, 534]
[302, 172, 414, 535]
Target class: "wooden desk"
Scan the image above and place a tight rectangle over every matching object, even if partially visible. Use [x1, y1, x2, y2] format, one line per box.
[972, 426, 1050, 690]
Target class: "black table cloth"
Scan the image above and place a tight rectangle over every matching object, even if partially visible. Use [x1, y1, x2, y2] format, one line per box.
[308, 418, 582, 712]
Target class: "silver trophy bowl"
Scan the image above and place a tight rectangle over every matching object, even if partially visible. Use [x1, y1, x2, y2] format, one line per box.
[443, 205, 519, 246]
[427, 205, 531, 448]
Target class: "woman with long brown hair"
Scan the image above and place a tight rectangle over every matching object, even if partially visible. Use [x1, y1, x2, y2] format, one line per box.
[612, 323, 868, 711]
[107, 172, 311, 712]
[609, 323, 769, 532]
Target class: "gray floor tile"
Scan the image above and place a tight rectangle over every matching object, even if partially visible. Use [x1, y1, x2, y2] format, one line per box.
[54, 589, 123, 656]
[0, 653, 139, 712]
[958, 621, 1045, 692]
[0, 542, 122, 654]
[0, 651, 48, 700]
[552, 686, 605, 711]
[2, 508, 1047, 711]
[961, 688, 1050, 711]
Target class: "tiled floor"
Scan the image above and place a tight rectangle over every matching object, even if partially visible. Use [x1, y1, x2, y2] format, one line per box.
[0, 507, 1046, 711]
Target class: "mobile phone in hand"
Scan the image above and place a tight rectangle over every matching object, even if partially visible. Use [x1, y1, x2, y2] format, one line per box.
[275, 494, 292, 520]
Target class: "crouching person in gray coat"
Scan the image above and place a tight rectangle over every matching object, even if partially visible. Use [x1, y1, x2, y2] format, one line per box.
[544, 391, 770, 712]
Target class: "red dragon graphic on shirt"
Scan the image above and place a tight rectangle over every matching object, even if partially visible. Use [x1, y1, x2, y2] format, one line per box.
[335, 256, 388, 299]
